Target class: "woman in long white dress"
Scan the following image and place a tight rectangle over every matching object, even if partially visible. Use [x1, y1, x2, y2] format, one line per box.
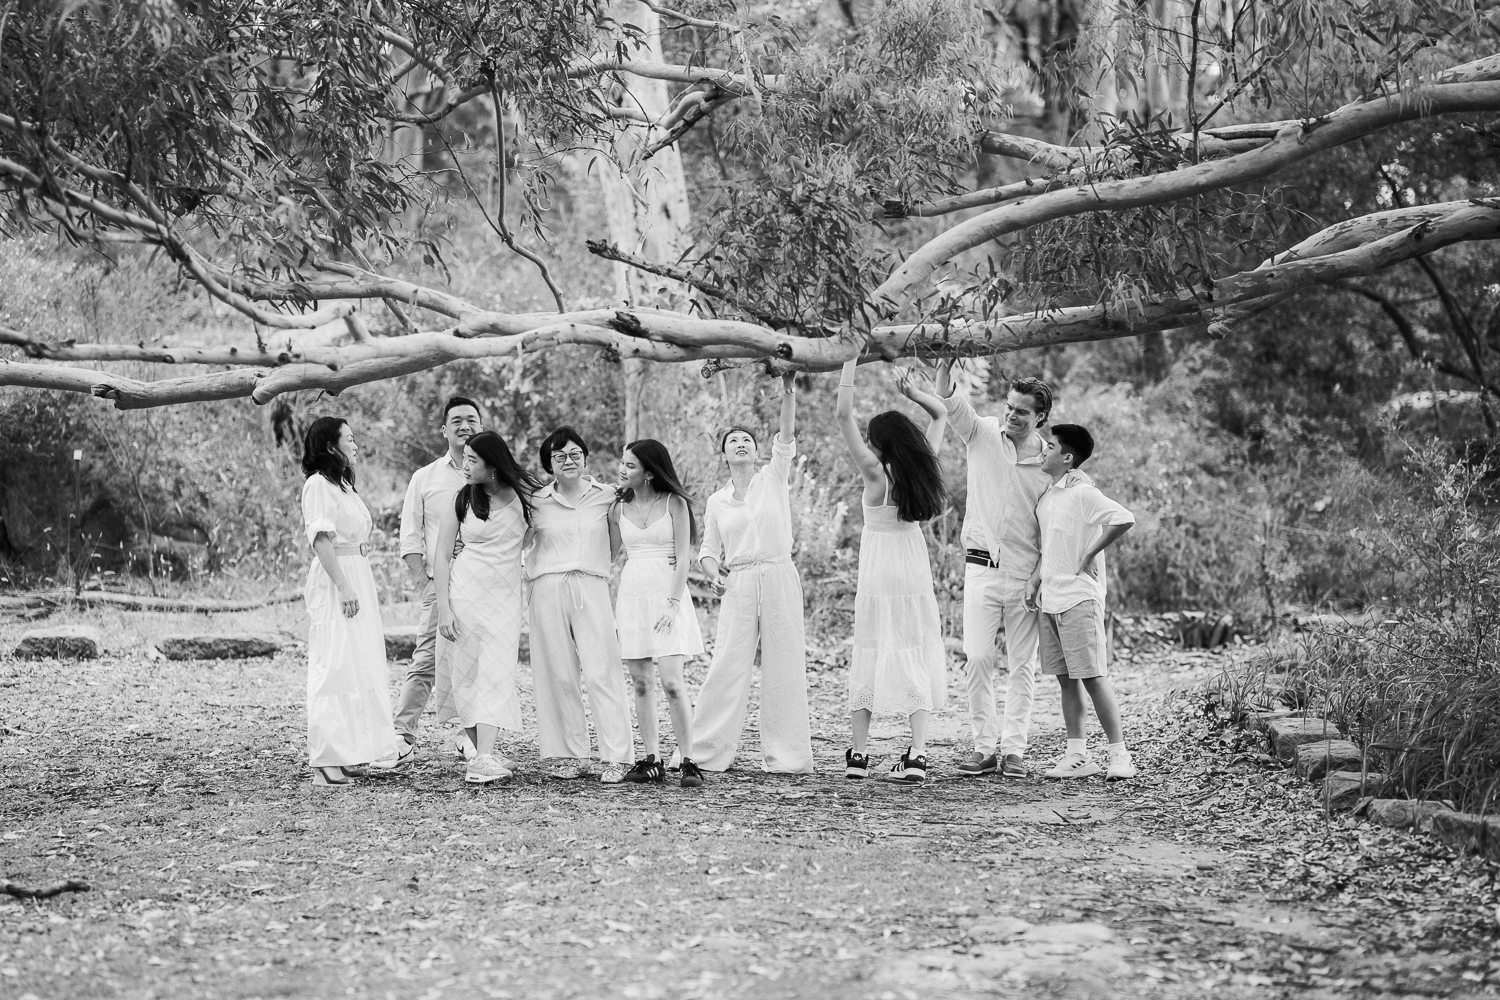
[836, 362, 950, 784]
[300, 417, 405, 787]
[434, 431, 540, 785]
[612, 439, 707, 788]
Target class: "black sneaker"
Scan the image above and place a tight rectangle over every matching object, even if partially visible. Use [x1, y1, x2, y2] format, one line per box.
[680, 758, 704, 788]
[623, 755, 665, 784]
[844, 748, 869, 780]
[891, 749, 927, 783]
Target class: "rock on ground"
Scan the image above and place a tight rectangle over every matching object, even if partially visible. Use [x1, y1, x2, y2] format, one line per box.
[1294, 739, 1364, 780]
[1268, 717, 1344, 760]
[1321, 770, 1389, 809]
[384, 625, 421, 661]
[157, 633, 283, 660]
[13, 625, 101, 660]
[1362, 798, 1452, 830]
[1427, 810, 1500, 862]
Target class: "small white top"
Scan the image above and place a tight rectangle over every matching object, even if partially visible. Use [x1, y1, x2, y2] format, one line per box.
[524, 477, 616, 580]
[398, 454, 467, 576]
[701, 433, 797, 568]
[301, 474, 372, 548]
[1035, 470, 1135, 614]
[942, 391, 1051, 578]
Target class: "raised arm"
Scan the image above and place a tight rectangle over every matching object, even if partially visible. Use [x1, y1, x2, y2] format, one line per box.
[777, 371, 797, 444]
[837, 359, 884, 490]
[897, 368, 949, 456]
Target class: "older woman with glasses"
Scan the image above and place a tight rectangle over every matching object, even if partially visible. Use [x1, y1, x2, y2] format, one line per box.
[523, 427, 635, 784]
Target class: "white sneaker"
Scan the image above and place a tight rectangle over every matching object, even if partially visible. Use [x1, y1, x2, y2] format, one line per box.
[599, 762, 628, 784]
[1043, 753, 1102, 779]
[452, 735, 477, 761]
[369, 741, 415, 771]
[1106, 755, 1137, 781]
[465, 754, 513, 784]
[667, 749, 682, 773]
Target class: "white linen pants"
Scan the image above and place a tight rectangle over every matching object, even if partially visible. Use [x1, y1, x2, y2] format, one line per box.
[963, 563, 1040, 758]
[692, 558, 813, 773]
[528, 572, 633, 765]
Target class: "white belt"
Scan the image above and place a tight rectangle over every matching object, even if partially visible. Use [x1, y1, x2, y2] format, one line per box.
[725, 555, 793, 616]
[332, 543, 371, 557]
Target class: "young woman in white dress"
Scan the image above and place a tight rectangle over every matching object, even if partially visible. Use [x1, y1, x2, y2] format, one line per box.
[434, 431, 541, 785]
[836, 360, 950, 784]
[300, 417, 405, 787]
[611, 439, 707, 788]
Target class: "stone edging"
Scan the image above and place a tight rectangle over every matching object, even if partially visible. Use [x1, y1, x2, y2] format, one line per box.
[1241, 709, 1499, 863]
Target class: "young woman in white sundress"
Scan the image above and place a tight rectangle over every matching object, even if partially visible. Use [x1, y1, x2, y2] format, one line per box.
[434, 431, 541, 785]
[300, 416, 406, 787]
[612, 439, 707, 789]
[836, 360, 950, 784]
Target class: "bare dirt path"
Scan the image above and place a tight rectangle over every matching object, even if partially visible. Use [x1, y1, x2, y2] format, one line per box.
[1, 606, 1496, 999]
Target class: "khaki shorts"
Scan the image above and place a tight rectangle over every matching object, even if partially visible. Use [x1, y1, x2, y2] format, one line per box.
[1039, 600, 1108, 679]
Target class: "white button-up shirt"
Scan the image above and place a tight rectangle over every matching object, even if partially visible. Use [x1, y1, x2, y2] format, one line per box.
[1035, 470, 1135, 614]
[398, 454, 467, 577]
[942, 391, 1051, 580]
[524, 477, 616, 580]
[701, 434, 797, 569]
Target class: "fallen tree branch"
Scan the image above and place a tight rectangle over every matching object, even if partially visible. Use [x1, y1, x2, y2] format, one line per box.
[0, 589, 303, 613]
[2, 880, 90, 900]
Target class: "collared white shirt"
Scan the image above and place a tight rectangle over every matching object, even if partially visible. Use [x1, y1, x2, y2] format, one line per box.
[398, 453, 467, 577]
[701, 434, 796, 569]
[524, 477, 616, 580]
[1035, 470, 1135, 614]
[942, 391, 1051, 579]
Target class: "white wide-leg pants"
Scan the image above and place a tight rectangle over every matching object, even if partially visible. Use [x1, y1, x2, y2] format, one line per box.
[962, 563, 1040, 758]
[692, 558, 813, 773]
[528, 572, 633, 765]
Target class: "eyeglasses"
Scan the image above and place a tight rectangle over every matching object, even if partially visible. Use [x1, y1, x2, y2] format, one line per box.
[551, 450, 585, 465]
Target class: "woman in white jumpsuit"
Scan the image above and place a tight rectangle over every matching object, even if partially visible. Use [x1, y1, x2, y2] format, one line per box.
[693, 372, 814, 773]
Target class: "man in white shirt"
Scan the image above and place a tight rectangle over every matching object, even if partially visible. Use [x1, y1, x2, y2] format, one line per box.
[936, 361, 1054, 779]
[693, 373, 814, 773]
[1026, 424, 1137, 780]
[392, 396, 481, 747]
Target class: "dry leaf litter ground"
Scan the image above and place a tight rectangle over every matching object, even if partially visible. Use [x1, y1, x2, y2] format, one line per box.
[1, 602, 1497, 1000]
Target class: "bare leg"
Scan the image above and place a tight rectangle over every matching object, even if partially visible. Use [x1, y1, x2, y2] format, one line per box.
[909, 710, 929, 757]
[1057, 677, 1087, 740]
[625, 658, 658, 758]
[1081, 677, 1125, 745]
[851, 708, 872, 755]
[656, 655, 694, 759]
[472, 723, 499, 758]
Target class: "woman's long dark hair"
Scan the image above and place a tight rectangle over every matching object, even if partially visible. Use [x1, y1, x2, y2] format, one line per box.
[301, 416, 355, 492]
[621, 438, 699, 544]
[868, 411, 946, 522]
[456, 431, 542, 525]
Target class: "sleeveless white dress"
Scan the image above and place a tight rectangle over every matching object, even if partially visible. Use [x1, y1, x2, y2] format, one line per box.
[434, 495, 525, 731]
[616, 512, 705, 659]
[849, 499, 947, 715]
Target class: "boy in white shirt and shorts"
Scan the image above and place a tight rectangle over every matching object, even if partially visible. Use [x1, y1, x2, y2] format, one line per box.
[1026, 424, 1138, 780]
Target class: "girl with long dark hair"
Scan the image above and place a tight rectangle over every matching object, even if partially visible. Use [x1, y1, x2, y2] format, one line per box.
[836, 360, 951, 784]
[299, 416, 405, 786]
[433, 431, 541, 785]
[611, 439, 707, 788]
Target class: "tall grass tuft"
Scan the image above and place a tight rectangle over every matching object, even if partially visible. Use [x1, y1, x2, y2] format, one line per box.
[1216, 451, 1500, 812]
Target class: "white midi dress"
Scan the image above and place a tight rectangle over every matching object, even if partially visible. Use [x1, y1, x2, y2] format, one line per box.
[616, 513, 705, 660]
[849, 501, 947, 715]
[301, 475, 403, 768]
[434, 496, 526, 731]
